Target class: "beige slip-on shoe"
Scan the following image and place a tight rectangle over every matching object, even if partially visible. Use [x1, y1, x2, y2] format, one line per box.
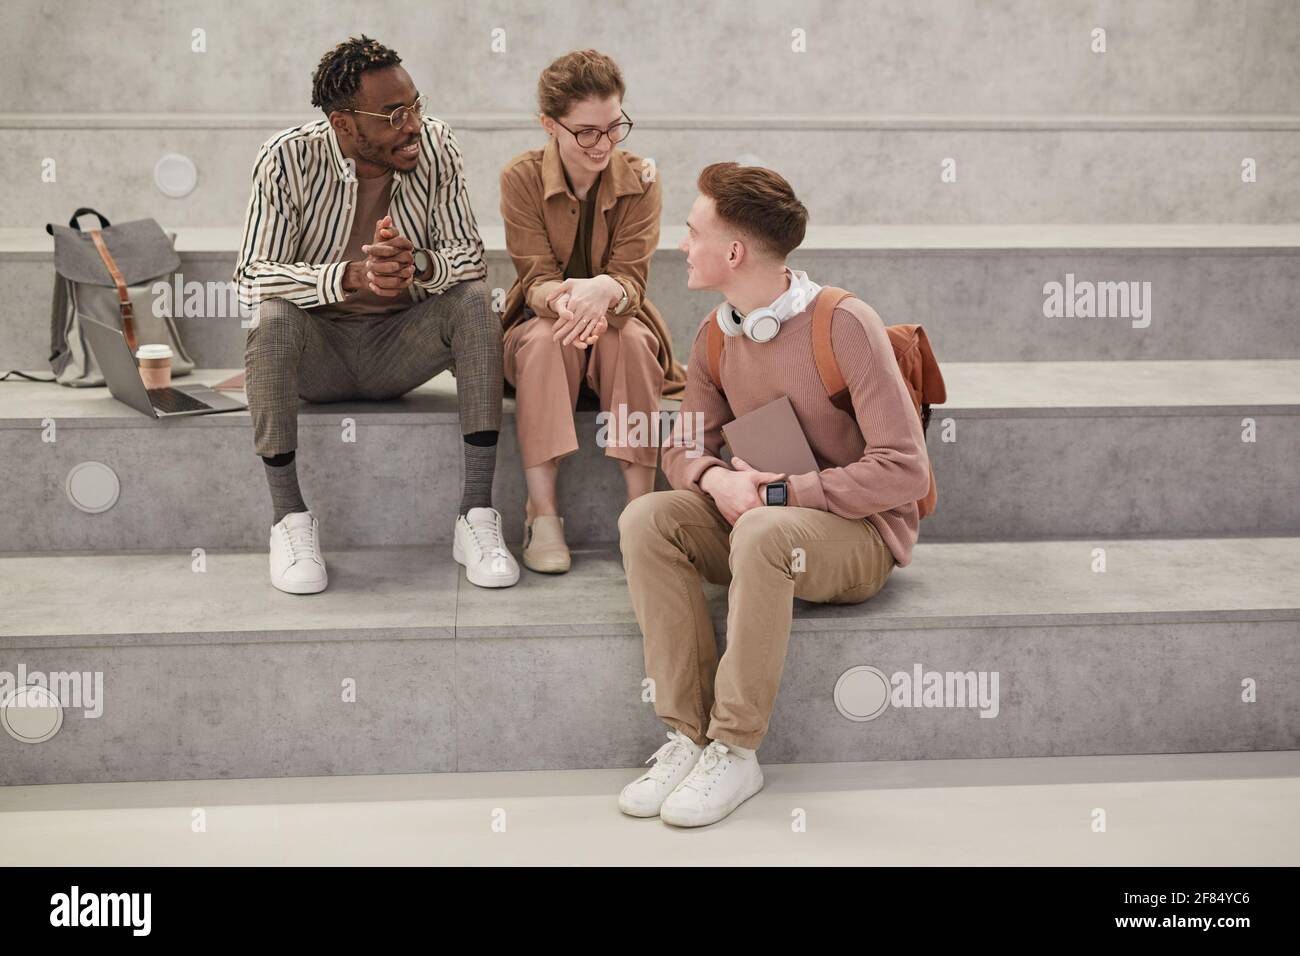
[522, 514, 571, 573]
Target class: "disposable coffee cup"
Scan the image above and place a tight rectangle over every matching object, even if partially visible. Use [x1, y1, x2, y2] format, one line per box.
[136, 343, 174, 389]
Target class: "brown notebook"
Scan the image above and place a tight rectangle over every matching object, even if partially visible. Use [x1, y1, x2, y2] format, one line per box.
[721, 395, 818, 476]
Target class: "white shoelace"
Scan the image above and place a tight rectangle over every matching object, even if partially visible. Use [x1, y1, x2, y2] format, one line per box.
[642, 732, 695, 783]
[677, 741, 732, 793]
[466, 512, 511, 558]
[281, 520, 318, 563]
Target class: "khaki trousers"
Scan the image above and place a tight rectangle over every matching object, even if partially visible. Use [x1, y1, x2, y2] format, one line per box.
[618, 489, 895, 750]
[503, 314, 665, 469]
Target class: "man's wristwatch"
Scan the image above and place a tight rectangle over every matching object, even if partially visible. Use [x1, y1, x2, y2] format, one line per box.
[413, 249, 432, 281]
[764, 480, 788, 506]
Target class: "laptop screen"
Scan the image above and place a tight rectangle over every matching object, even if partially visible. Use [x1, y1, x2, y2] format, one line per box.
[81, 317, 157, 417]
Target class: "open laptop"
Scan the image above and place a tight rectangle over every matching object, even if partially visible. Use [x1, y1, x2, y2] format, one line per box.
[82, 316, 247, 418]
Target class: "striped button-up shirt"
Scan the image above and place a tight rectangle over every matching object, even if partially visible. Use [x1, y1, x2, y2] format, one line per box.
[234, 116, 485, 316]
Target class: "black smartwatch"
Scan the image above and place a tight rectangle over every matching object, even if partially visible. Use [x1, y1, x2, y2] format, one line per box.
[764, 480, 788, 506]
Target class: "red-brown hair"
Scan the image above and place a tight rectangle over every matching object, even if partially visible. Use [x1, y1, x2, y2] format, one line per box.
[697, 162, 808, 259]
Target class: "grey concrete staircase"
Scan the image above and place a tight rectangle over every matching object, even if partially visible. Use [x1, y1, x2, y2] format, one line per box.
[2, 359, 1298, 552]
[5, 115, 1300, 230]
[3, 539, 1297, 784]
[5, 225, 1300, 369]
[4, 230, 1298, 784]
[3, 0, 1298, 786]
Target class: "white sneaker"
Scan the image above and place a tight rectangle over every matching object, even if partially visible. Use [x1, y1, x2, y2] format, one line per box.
[618, 730, 705, 818]
[453, 506, 520, 588]
[660, 740, 764, 827]
[269, 511, 328, 594]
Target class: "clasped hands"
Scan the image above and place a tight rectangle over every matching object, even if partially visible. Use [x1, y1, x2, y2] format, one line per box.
[343, 215, 418, 298]
[545, 275, 623, 350]
[344, 220, 620, 352]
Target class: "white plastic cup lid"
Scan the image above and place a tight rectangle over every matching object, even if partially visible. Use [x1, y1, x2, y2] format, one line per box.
[136, 344, 174, 360]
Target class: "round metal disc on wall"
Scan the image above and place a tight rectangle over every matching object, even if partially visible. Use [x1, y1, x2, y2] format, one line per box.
[65, 461, 120, 514]
[154, 152, 199, 198]
[833, 665, 892, 722]
[1, 684, 64, 744]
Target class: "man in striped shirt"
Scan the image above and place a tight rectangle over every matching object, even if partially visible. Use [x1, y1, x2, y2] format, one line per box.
[236, 35, 519, 594]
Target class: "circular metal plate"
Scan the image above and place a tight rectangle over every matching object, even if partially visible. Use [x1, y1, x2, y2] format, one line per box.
[1, 684, 64, 744]
[65, 461, 120, 514]
[154, 152, 199, 198]
[833, 665, 892, 722]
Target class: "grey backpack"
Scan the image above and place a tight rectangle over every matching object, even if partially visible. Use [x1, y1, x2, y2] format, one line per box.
[44, 208, 195, 387]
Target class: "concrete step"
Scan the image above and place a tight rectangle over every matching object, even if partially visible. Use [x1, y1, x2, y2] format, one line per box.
[2, 361, 1297, 552]
[5, 117, 1299, 231]
[2, 536, 1296, 784]
[4, 224, 1300, 370]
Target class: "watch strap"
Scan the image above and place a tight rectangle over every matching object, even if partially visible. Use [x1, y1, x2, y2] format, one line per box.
[612, 279, 630, 315]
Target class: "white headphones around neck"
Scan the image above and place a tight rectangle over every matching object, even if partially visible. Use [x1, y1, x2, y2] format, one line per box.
[715, 270, 821, 343]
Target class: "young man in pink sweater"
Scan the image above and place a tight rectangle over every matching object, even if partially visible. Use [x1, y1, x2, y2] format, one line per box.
[617, 163, 932, 827]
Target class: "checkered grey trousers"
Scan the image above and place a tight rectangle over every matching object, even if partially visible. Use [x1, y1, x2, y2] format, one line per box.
[244, 280, 503, 457]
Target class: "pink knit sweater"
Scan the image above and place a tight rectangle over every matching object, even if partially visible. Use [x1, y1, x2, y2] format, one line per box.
[662, 293, 932, 567]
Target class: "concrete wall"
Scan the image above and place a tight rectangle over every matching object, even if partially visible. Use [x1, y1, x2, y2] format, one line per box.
[5, 0, 1300, 115]
[2, 0, 1298, 227]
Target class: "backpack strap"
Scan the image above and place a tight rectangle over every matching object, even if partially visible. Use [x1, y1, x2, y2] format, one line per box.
[87, 228, 138, 354]
[706, 310, 725, 394]
[709, 292, 855, 408]
[811, 287, 855, 414]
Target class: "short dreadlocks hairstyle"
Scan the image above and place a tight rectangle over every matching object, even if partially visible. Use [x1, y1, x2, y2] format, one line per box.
[311, 35, 402, 116]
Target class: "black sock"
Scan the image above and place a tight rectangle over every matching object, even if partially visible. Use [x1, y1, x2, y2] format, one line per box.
[460, 430, 498, 515]
[262, 451, 307, 525]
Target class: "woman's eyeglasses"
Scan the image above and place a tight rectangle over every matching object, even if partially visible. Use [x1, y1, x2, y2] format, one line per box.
[349, 93, 429, 129]
[553, 110, 634, 149]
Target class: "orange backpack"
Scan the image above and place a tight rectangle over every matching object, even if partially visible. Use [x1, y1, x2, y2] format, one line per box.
[706, 287, 946, 518]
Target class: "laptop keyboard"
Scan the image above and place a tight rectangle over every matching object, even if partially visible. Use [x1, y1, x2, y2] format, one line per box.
[148, 387, 211, 414]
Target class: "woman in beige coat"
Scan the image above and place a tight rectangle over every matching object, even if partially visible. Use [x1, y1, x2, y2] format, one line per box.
[500, 50, 686, 573]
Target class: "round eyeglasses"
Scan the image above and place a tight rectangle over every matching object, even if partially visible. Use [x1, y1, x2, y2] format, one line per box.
[349, 93, 428, 129]
[553, 109, 634, 149]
